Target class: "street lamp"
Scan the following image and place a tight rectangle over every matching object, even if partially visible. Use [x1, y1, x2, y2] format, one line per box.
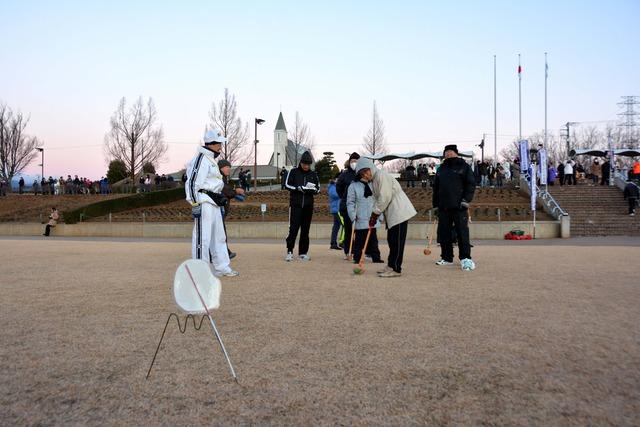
[529, 146, 539, 239]
[564, 122, 579, 157]
[254, 118, 265, 191]
[35, 147, 44, 181]
[276, 152, 280, 170]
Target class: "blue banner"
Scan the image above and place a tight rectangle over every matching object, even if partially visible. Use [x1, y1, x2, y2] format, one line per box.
[538, 148, 548, 184]
[531, 166, 537, 211]
[519, 140, 530, 173]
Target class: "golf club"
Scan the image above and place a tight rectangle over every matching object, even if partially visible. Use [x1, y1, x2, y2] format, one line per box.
[353, 227, 372, 275]
[423, 218, 437, 256]
[347, 219, 356, 261]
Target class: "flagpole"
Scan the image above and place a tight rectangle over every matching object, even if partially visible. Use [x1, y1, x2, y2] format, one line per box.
[544, 52, 548, 192]
[494, 55, 497, 167]
[518, 53, 522, 141]
[544, 52, 548, 148]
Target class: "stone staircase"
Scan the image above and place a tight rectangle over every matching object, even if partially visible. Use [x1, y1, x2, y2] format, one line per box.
[548, 185, 639, 236]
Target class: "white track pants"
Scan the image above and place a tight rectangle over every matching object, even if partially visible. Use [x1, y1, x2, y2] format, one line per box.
[192, 203, 232, 275]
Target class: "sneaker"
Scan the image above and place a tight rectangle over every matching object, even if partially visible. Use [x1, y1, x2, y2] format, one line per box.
[330, 245, 342, 250]
[343, 254, 351, 261]
[631, 213, 636, 216]
[372, 259, 385, 264]
[377, 265, 392, 274]
[378, 269, 402, 278]
[461, 258, 476, 271]
[299, 254, 311, 261]
[216, 270, 239, 277]
[228, 251, 237, 259]
[285, 252, 294, 262]
[435, 259, 454, 266]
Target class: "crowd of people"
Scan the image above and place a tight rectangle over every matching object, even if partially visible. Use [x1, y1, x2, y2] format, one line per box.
[7, 175, 112, 196]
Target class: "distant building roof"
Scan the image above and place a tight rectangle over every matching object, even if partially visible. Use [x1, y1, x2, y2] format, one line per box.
[230, 165, 280, 180]
[268, 139, 314, 167]
[275, 112, 287, 131]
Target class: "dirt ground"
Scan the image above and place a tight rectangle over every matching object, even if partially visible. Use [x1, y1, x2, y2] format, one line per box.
[1, 238, 638, 426]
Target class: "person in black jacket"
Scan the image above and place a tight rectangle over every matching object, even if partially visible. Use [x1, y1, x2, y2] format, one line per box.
[432, 144, 476, 271]
[284, 151, 320, 261]
[335, 152, 360, 259]
[623, 173, 639, 216]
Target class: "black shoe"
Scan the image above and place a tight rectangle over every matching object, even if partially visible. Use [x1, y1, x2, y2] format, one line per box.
[330, 245, 342, 250]
[372, 259, 385, 263]
[228, 251, 237, 259]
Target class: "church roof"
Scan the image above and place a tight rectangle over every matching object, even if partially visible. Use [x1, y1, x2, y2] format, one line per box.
[275, 112, 287, 131]
[268, 139, 314, 166]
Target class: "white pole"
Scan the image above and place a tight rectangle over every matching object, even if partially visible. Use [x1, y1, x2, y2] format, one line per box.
[494, 55, 497, 166]
[544, 52, 548, 192]
[518, 53, 522, 142]
[544, 52, 548, 148]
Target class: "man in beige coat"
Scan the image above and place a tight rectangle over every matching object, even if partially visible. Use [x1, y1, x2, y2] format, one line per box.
[355, 158, 417, 277]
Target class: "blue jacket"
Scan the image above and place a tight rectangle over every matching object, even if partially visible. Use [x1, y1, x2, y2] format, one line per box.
[327, 182, 340, 214]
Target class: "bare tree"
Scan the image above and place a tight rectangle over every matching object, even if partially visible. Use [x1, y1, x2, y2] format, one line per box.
[104, 97, 166, 184]
[499, 131, 566, 166]
[208, 88, 250, 165]
[290, 111, 314, 164]
[362, 101, 387, 155]
[0, 104, 39, 183]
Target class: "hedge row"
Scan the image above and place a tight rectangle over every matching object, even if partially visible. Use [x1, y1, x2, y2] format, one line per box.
[63, 188, 185, 224]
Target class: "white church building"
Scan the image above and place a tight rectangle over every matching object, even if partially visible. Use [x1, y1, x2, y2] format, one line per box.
[268, 112, 314, 169]
[231, 112, 314, 181]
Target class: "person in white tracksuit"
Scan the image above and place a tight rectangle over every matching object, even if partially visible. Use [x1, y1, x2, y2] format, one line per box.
[185, 129, 238, 277]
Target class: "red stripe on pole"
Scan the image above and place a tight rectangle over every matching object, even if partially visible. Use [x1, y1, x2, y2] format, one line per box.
[518, 65, 522, 73]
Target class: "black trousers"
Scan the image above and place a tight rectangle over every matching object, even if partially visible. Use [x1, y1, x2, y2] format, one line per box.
[286, 206, 313, 255]
[44, 225, 53, 236]
[387, 221, 408, 273]
[353, 228, 381, 262]
[628, 198, 637, 214]
[438, 209, 471, 261]
[339, 206, 353, 255]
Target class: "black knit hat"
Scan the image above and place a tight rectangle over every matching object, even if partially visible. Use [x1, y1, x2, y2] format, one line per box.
[217, 159, 231, 169]
[348, 152, 360, 161]
[300, 151, 313, 165]
[443, 144, 458, 155]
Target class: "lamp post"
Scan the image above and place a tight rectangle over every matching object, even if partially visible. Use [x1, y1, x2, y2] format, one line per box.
[254, 118, 265, 191]
[564, 122, 578, 157]
[529, 147, 539, 239]
[35, 147, 44, 181]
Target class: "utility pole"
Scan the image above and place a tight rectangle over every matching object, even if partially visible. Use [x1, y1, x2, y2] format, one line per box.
[479, 134, 485, 162]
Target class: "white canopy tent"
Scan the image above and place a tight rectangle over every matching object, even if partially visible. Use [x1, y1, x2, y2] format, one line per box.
[364, 150, 475, 162]
[570, 148, 640, 158]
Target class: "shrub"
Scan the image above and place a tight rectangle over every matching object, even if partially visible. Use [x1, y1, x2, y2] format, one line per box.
[63, 187, 184, 224]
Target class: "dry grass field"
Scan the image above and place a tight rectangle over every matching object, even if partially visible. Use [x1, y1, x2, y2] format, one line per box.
[1, 237, 638, 425]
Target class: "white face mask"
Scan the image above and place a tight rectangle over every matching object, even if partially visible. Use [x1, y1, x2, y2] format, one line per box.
[350, 162, 357, 171]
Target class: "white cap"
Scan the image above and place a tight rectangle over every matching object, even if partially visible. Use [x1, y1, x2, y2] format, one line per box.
[203, 129, 227, 144]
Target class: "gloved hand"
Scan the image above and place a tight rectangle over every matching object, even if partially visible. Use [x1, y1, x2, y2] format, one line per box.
[460, 200, 470, 210]
[369, 212, 380, 228]
[191, 203, 202, 219]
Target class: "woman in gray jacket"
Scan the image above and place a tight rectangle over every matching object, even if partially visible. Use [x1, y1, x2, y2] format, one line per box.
[346, 178, 384, 264]
[355, 158, 417, 278]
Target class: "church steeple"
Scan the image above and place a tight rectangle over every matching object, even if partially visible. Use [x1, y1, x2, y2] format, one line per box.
[275, 112, 287, 131]
[272, 112, 289, 168]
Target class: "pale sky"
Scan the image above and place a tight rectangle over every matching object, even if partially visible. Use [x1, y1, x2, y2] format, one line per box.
[1, 0, 639, 179]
